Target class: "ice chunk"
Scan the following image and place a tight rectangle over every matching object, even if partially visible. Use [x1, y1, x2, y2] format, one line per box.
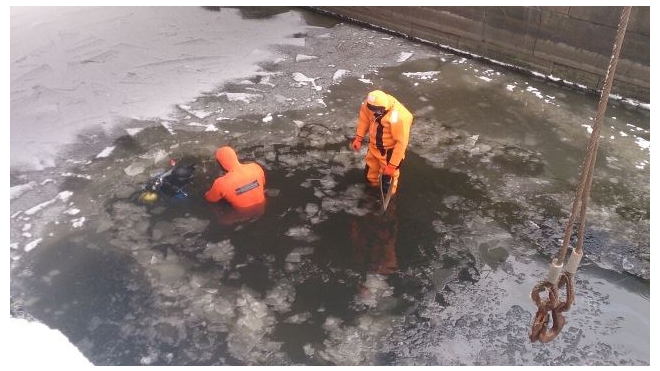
[200, 240, 235, 263]
[71, 217, 86, 228]
[24, 191, 73, 216]
[160, 121, 175, 135]
[178, 104, 212, 119]
[285, 226, 318, 242]
[124, 162, 146, 176]
[402, 71, 440, 80]
[303, 343, 315, 357]
[264, 281, 295, 312]
[172, 217, 210, 235]
[292, 72, 321, 90]
[332, 69, 350, 82]
[635, 136, 649, 150]
[220, 92, 262, 103]
[284, 312, 312, 324]
[397, 52, 413, 62]
[24, 238, 43, 252]
[295, 54, 318, 62]
[10, 182, 36, 200]
[95, 146, 115, 158]
[126, 127, 144, 136]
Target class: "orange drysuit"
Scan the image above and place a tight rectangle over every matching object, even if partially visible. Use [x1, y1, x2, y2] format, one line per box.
[205, 146, 266, 210]
[352, 90, 413, 195]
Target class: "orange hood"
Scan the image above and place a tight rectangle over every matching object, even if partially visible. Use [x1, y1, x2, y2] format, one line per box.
[366, 90, 393, 110]
[216, 146, 240, 171]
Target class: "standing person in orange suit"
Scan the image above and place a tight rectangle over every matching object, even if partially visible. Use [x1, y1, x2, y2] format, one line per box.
[205, 146, 266, 223]
[350, 90, 413, 196]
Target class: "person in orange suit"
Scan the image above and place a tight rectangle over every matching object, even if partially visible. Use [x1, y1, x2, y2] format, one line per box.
[205, 146, 266, 222]
[350, 90, 413, 195]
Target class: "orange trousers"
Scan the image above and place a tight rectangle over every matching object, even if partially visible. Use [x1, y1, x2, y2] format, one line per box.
[365, 146, 400, 195]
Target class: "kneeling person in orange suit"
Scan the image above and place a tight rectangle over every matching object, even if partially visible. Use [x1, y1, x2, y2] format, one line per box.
[350, 90, 413, 196]
[205, 146, 266, 223]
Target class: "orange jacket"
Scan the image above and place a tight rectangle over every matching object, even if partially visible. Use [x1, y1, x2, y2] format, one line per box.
[205, 146, 266, 209]
[355, 90, 413, 167]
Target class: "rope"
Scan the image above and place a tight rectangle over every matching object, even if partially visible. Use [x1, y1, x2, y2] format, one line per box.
[559, 5, 632, 260]
[530, 6, 632, 343]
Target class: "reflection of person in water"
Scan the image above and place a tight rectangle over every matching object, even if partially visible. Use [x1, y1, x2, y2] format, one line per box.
[349, 203, 399, 276]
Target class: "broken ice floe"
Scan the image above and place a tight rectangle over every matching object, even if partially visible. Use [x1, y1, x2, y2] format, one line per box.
[285, 226, 319, 242]
[24, 191, 73, 216]
[332, 69, 349, 82]
[177, 104, 213, 119]
[24, 238, 43, 252]
[262, 113, 273, 123]
[160, 121, 176, 135]
[65, 208, 80, 215]
[10, 182, 36, 200]
[139, 149, 169, 164]
[292, 72, 322, 91]
[295, 54, 318, 62]
[126, 127, 144, 136]
[71, 217, 86, 228]
[124, 163, 146, 176]
[219, 92, 262, 103]
[200, 240, 235, 263]
[227, 289, 278, 363]
[634, 137, 649, 150]
[61, 172, 91, 180]
[397, 52, 413, 62]
[355, 273, 394, 308]
[402, 71, 440, 80]
[186, 122, 218, 132]
[95, 146, 115, 158]
[284, 312, 312, 324]
[285, 247, 314, 263]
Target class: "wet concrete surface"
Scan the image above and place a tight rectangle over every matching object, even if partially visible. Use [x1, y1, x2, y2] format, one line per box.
[10, 7, 649, 366]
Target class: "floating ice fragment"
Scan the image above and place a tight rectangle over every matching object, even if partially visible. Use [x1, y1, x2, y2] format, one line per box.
[160, 121, 175, 135]
[262, 113, 273, 123]
[622, 258, 634, 270]
[10, 182, 36, 200]
[296, 54, 318, 62]
[220, 92, 262, 103]
[358, 78, 372, 84]
[72, 217, 86, 228]
[96, 146, 115, 158]
[634, 137, 649, 149]
[333, 69, 349, 82]
[479, 76, 492, 82]
[402, 71, 441, 79]
[24, 191, 73, 216]
[61, 172, 91, 180]
[125, 127, 144, 136]
[25, 238, 43, 252]
[397, 52, 413, 62]
[124, 163, 146, 176]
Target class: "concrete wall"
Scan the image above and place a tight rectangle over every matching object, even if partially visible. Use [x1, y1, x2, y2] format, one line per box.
[313, 6, 649, 102]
